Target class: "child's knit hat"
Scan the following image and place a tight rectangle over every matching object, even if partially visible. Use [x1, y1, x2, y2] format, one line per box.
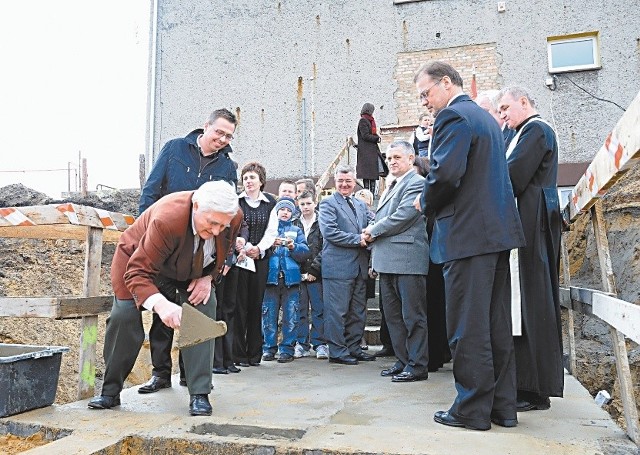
[275, 197, 296, 213]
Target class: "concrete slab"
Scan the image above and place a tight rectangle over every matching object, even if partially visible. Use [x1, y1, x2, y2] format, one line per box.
[2, 354, 637, 454]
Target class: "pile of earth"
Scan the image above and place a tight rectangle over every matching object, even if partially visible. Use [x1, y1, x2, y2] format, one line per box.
[0, 170, 639, 431]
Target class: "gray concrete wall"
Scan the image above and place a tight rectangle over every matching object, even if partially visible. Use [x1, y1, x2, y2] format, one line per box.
[149, 0, 640, 179]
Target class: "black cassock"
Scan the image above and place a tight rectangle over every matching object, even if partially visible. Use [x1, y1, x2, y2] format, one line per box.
[507, 115, 563, 398]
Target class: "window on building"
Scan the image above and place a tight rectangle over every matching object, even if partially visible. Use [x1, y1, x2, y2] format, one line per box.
[547, 31, 601, 73]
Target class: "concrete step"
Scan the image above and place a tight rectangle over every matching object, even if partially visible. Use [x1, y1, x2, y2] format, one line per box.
[364, 325, 381, 345]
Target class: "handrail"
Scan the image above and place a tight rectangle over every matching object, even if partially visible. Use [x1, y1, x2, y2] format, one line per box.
[561, 89, 640, 444]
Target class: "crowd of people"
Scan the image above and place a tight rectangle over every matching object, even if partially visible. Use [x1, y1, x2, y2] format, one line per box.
[88, 60, 563, 431]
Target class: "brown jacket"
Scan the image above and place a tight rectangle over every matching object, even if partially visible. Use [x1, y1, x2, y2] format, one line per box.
[111, 190, 243, 308]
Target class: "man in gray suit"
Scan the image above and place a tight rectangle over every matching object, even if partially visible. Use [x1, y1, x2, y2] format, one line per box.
[364, 140, 430, 382]
[318, 164, 376, 365]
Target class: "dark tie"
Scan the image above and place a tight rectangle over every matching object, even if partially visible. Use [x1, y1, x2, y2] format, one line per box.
[388, 179, 397, 192]
[345, 196, 357, 217]
[191, 236, 204, 279]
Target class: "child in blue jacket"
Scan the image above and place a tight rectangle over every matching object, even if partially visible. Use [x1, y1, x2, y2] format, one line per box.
[262, 197, 310, 363]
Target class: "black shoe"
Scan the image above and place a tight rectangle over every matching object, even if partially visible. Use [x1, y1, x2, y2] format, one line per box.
[179, 378, 187, 387]
[212, 367, 228, 375]
[392, 371, 429, 382]
[88, 395, 121, 409]
[138, 376, 171, 394]
[249, 361, 261, 366]
[262, 353, 276, 361]
[428, 363, 443, 372]
[329, 356, 358, 365]
[361, 344, 369, 350]
[381, 365, 404, 377]
[352, 352, 376, 361]
[374, 346, 395, 357]
[277, 353, 294, 363]
[491, 417, 518, 427]
[189, 394, 212, 416]
[227, 364, 241, 373]
[433, 411, 489, 431]
[237, 362, 251, 367]
[517, 398, 550, 412]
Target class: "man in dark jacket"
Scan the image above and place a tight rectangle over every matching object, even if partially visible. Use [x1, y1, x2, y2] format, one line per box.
[498, 86, 563, 412]
[415, 61, 525, 431]
[293, 190, 328, 359]
[137, 108, 239, 394]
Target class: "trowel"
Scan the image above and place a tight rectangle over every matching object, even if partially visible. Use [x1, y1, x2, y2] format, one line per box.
[177, 303, 227, 349]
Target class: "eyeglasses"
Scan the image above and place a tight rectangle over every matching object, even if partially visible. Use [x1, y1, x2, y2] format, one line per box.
[212, 129, 234, 141]
[419, 78, 443, 101]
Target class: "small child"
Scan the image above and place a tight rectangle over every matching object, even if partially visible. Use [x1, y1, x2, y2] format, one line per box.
[262, 197, 310, 363]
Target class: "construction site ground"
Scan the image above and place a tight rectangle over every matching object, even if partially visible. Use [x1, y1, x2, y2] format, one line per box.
[1, 351, 638, 455]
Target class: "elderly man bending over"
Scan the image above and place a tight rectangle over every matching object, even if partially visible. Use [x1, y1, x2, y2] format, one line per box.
[88, 180, 242, 416]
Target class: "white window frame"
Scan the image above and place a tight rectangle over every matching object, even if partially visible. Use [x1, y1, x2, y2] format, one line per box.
[547, 31, 601, 74]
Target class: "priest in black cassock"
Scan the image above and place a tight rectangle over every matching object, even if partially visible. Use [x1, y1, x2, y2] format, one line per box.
[498, 86, 563, 412]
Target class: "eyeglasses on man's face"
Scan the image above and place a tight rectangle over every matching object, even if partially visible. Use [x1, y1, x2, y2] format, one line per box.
[419, 78, 444, 101]
[213, 129, 234, 141]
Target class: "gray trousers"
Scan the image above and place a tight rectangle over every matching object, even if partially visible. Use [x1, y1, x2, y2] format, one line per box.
[322, 275, 367, 359]
[101, 291, 216, 397]
[379, 273, 429, 374]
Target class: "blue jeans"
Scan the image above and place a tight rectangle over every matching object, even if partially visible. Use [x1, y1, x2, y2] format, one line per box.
[262, 280, 299, 356]
[296, 280, 325, 350]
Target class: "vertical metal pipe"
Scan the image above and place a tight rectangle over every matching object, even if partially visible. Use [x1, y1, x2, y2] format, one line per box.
[302, 97, 308, 176]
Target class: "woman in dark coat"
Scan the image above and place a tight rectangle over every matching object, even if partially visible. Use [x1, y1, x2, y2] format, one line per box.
[356, 103, 387, 193]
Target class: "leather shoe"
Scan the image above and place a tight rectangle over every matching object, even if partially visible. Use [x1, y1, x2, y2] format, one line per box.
[138, 376, 171, 394]
[392, 371, 429, 382]
[249, 360, 261, 366]
[212, 367, 228, 375]
[227, 364, 241, 373]
[329, 356, 358, 365]
[352, 352, 376, 361]
[88, 395, 121, 409]
[433, 410, 489, 431]
[491, 417, 518, 427]
[380, 365, 404, 377]
[189, 394, 212, 416]
[517, 398, 550, 412]
[375, 346, 395, 357]
[237, 362, 251, 367]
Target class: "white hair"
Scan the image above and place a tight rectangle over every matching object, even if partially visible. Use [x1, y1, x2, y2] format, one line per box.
[498, 86, 537, 109]
[476, 89, 501, 111]
[192, 180, 239, 215]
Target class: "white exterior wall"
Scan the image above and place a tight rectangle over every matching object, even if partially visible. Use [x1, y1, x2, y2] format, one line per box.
[148, 0, 640, 179]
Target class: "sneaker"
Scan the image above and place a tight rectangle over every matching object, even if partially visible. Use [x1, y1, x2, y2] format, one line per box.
[294, 343, 311, 358]
[262, 352, 276, 361]
[315, 344, 329, 359]
[277, 353, 294, 363]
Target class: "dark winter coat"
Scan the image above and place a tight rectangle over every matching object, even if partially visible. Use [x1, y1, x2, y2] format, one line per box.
[139, 129, 237, 213]
[293, 214, 323, 279]
[356, 117, 388, 180]
[507, 116, 563, 398]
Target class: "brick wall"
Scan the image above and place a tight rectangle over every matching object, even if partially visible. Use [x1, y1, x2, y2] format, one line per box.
[393, 43, 500, 127]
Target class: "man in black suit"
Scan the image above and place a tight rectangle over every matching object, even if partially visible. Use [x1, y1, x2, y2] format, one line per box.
[413, 61, 525, 431]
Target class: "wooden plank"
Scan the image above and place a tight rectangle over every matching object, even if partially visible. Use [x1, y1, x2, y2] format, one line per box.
[0, 203, 134, 231]
[316, 137, 353, 194]
[0, 225, 121, 242]
[0, 297, 58, 318]
[77, 227, 103, 400]
[565, 89, 640, 222]
[0, 296, 113, 318]
[561, 239, 577, 374]
[592, 293, 640, 345]
[590, 202, 640, 444]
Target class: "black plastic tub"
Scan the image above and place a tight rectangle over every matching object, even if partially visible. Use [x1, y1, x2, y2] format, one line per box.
[0, 344, 69, 417]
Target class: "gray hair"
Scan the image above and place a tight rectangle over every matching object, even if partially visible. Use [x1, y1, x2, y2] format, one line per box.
[192, 180, 239, 215]
[334, 164, 356, 178]
[498, 86, 537, 109]
[207, 108, 237, 125]
[387, 140, 415, 157]
[476, 89, 501, 111]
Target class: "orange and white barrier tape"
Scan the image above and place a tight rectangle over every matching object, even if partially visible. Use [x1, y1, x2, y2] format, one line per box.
[0, 207, 36, 226]
[94, 208, 118, 230]
[56, 203, 80, 225]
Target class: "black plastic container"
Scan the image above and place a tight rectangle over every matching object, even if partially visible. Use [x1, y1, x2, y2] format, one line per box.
[0, 344, 69, 417]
